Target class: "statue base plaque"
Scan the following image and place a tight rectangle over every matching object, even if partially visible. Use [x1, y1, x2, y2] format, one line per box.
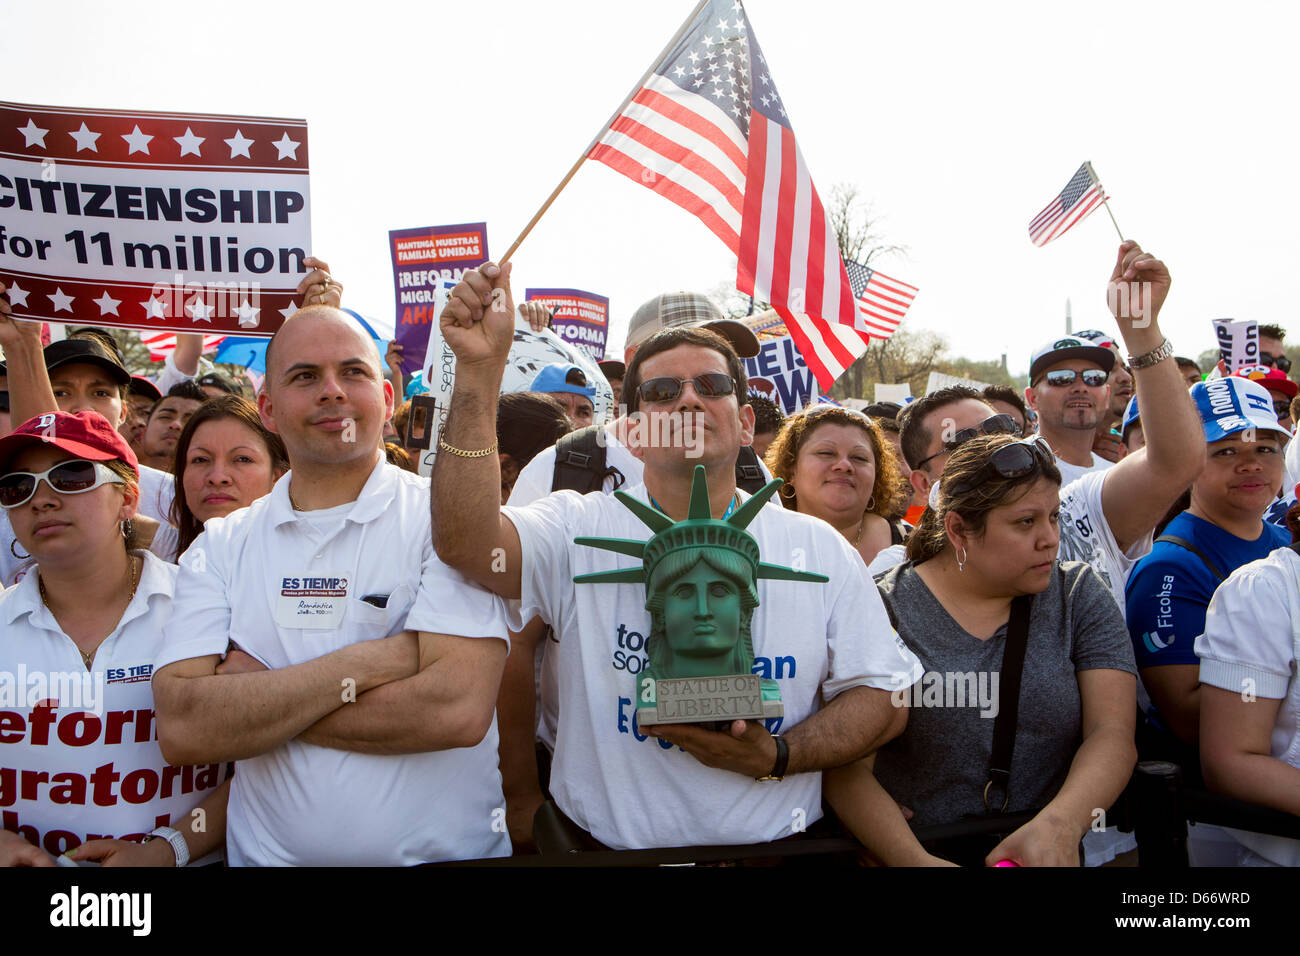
[637, 674, 784, 726]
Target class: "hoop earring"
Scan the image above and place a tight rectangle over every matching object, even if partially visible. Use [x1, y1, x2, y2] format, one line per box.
[956, 546, 967, 572]
[10, 538, 29, 560]
[121, 519, 134, 541]
[866, 494, 876, 512]
[779, 484, 796, 500]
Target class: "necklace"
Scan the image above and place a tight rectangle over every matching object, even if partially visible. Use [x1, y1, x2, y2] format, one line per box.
[289, 486, 302, 511]
[39, 554, 141, 671]
[854, 515, 866, 545]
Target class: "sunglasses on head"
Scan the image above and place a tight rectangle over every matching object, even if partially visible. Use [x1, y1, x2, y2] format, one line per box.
[946, 437, 1055, 496]
[915, 414, 1022, 471]
[0, 460, 125, 509]
[1261, 353, 1293, 374]
[1038, 368, 1109, 388]
[635, 372, 736, 404]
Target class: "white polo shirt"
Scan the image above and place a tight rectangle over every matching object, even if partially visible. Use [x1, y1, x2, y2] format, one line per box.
[504, 482, 921, 850]
[155, 459, 511, 866]
[0, 551, 228, 862]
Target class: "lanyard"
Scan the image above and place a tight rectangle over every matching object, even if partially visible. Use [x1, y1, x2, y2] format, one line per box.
[647, 492, 739, 520]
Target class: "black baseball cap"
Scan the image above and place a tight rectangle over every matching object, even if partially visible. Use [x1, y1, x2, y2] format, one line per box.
[195, 371, 238, 394]
[44, 338, 131, 386]
[598, 359, 626, 381]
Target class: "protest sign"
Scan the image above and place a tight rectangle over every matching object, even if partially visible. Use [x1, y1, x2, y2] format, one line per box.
[737, 310, 817, 414]
[873, 383, 912, 404]
[390, 223, 488, 376]
[0, 100, 310, 337]
[523, 287, 609, 360]
[1212, 318, 1259, 374]
[925, 371, 992, 394]
[741, 334, 818, 413]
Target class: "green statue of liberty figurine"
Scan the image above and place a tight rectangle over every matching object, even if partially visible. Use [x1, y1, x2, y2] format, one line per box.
[575, 465, 827, 726]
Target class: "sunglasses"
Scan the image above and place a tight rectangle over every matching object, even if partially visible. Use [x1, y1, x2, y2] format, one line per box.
[0, 460, 126, 509]
[915, 414, 1023, 471]
[1038, 368, 1110, 388]
[635, 373, 736, 404]
[1261, 353, 1293, 374]
[946, 437, 1055, 496]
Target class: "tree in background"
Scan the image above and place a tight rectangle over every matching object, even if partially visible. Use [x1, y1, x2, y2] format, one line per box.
[96, 327, 154, 375]
[712, 182, 1024, 401]
[828, 182, 905, 268]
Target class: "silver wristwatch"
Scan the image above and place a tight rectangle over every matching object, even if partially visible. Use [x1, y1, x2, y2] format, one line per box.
[142, 825, 190, 867]
[1128, 337, 1173, 370]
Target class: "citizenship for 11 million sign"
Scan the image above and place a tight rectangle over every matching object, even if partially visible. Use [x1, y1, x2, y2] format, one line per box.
[0, 101, 312, 336]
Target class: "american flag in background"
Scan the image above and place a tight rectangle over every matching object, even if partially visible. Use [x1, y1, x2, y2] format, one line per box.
[1028, 162, 1107, 247]
[588, 0, 866, 387]
[138, 331, 226, 362]
[844, 259, 917, 339]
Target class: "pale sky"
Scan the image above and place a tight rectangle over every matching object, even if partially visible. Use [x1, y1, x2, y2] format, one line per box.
[7, 0, 1298, 378]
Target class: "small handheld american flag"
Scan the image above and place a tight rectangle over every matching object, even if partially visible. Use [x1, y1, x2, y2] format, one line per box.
[1028, 162, 1110, 247]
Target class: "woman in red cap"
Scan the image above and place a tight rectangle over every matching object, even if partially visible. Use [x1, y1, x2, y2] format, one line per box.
[0, 411, 228, 867]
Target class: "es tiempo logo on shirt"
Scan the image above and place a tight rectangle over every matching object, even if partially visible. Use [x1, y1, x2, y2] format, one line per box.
[280, 576, 348, 597]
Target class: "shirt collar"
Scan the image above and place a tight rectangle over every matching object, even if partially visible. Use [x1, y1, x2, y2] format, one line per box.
[269, 457, 398, 529]
[2, 549, 173, 631]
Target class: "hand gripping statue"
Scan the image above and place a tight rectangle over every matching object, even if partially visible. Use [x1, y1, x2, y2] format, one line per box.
[576, 466, 827, 727]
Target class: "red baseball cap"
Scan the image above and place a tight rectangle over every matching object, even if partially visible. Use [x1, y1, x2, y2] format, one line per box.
[129, 375, 163, 402]
[0, 411, 139, 476]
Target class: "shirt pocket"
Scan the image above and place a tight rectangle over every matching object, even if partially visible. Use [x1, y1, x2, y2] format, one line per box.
[343, 584, 414, 643]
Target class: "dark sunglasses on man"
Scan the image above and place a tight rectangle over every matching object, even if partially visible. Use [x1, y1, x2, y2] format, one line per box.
[635, 372, 736, 404]
[915, 413, 1022, 471]
[947, 437, 1055, 496]
[1260, 352, 1293, 374]
[1037, 368, 1110, 388]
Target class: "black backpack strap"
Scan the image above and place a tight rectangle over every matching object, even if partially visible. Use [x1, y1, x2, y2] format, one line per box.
[551, 425, 625, 494]
[735, 445, 766, 495]
[985, 593, 1033, 812]
[1155, 534, 1227, 583]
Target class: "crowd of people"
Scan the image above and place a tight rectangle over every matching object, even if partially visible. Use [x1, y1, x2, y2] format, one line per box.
[0, 239, 1296, 868]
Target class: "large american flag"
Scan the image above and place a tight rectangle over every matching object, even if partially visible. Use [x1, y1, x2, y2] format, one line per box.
[1028, 162, 1107, 247]
[588, 0, 864, 388]
[844, 259, 918, 339]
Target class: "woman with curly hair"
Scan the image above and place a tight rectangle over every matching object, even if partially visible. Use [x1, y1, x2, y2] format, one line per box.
[764, 405, 908, 565]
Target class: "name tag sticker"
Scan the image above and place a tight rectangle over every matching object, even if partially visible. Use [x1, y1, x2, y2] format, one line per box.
[275, 574, 349, 629]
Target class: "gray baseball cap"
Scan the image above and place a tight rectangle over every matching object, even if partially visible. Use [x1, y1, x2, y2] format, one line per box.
[625, 292, 761, 358]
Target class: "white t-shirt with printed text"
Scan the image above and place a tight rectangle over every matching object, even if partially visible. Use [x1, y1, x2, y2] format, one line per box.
[504, 481, 921, 850]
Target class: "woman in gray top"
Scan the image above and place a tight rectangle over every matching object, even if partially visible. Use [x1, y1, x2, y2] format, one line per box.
[826, 433, 1138, 866]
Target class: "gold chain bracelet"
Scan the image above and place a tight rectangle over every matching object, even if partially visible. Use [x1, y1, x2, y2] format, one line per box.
[438, 437, 499, 459]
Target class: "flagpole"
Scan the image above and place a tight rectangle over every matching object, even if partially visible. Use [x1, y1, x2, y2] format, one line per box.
[1085, 161, 1125, 242]
[499, 0, 710, 264]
